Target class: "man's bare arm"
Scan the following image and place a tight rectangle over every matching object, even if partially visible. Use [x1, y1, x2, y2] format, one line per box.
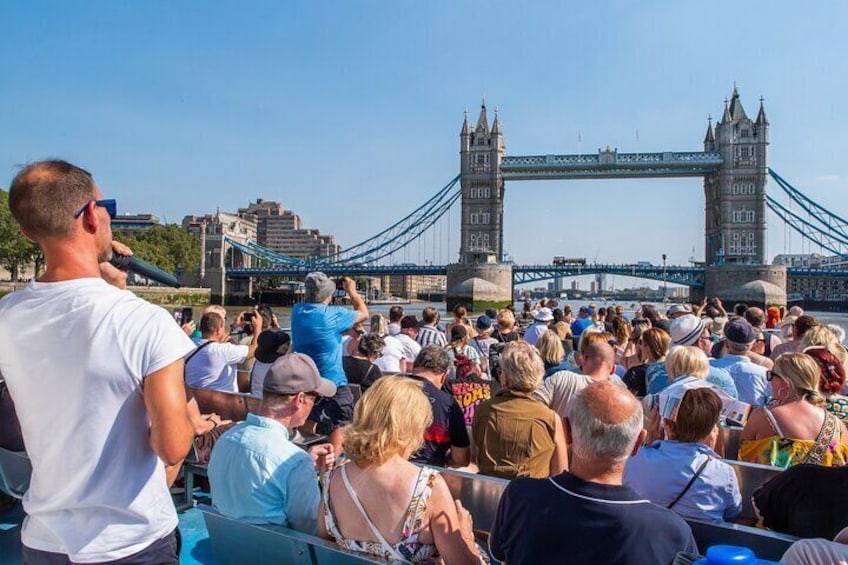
[144, 359, 194, 466]
[343, 277, 369, 324]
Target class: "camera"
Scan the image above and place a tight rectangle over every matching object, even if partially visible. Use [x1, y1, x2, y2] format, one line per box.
[335, 277, 345, 291]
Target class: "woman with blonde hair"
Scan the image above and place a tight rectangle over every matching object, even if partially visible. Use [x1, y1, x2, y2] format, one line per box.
[472, 341, 568, 479]
[492, 309, 519, 343]
[319, 376, 482, 564]
[536, 330, 576, 378]
[740, 353, 848, 467]
[665, 345, 737, 398]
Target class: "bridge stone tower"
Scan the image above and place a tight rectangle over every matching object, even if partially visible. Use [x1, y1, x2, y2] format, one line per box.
[702, 86, 786, 305]
[446, 101, 513, 311]
[459, 100, 506, 263]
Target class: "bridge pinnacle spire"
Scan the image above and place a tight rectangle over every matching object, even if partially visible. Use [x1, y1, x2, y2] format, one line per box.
[703, 115, 715, 144]
[756, 97, 768, 126]
[728, 84, 747, 121]
[475, 97, 489, 133]
[721, 98, 732, 124]
[492, 106, 501, 134]
[461, 109, 469, 135]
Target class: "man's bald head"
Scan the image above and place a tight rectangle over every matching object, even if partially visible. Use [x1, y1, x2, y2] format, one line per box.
[744, 307, 764, 328]
[581, 341, 615, 376]
[567, 380, 643, 464]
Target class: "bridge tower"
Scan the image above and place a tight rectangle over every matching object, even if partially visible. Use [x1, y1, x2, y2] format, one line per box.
[704, 85, 769, 265]
[459, 100, 506, 263]
[446, 100, 513, 311]
[702, 86, 786, 304]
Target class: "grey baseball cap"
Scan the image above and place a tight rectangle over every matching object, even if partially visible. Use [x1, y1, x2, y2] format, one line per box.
[263, 353, 337, 397]
[305, 271, 335, 303]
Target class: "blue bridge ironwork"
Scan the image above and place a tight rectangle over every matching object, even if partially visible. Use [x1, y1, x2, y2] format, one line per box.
[226, 261, 843, 289]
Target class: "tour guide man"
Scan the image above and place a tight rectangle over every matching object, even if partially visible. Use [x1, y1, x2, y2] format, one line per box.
[292, 272, 368, 456]
[0, 160, 195, 563]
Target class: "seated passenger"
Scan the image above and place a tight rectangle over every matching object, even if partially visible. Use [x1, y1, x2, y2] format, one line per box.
[249, 329, 291, 398]
[185, 311, 260, 392]
[804, 346, 848, 426]
[668, 315, 738, 398]
[535, 341, 622, 422]
[753, 464, 848, 540]
[342, 333, 384, 392]
[781, 536, 848, 565]
[445, 325, 482, 380]
[536, 330, 578, 378]
[489, 381, 697, 565]
[407, 346, 471, 468]
[318, 376, 481, 564]
[473, 341, 568, 479]
[639, 327, 672, 396]
[740, 352, 848, 467]
[369, 313, 405, 373]
[208, 353, 335, 532]
[624, 384, 742, 522]
[710, 319, 771, 406]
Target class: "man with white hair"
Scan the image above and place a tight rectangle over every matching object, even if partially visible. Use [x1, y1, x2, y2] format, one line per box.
[489, 381, 696, 564]
[709, 319, 770, 406]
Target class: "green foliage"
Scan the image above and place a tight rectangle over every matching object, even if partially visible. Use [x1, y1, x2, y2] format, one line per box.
[115, 224, 201, 275]
[0, 189, 39, 280]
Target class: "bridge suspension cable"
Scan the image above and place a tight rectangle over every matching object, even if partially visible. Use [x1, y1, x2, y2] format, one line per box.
[766, 195, 848, 257]
[769, 168, 848, 240]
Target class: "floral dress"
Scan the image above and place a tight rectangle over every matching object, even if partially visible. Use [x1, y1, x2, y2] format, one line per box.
[739, 407, 848, 468]
[322, 464, 441, 564]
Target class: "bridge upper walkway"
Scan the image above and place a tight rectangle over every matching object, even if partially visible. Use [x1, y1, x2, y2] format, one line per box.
[500, 151, 723, 180]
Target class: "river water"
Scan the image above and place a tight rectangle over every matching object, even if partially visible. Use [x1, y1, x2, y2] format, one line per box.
[209, 299, 848, 344]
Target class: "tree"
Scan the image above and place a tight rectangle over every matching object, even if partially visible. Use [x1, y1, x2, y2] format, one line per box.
[0, 189, 39, 280]
[114, 224, 201, 276]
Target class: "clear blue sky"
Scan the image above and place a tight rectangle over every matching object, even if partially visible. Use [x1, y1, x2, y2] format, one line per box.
[2, 1, 847, 271]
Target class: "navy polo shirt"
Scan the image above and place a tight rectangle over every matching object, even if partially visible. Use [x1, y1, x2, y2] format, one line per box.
[490, 471, 697, 565]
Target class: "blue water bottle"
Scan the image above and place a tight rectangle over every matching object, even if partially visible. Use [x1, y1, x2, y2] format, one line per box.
[692, 545, 780, 565]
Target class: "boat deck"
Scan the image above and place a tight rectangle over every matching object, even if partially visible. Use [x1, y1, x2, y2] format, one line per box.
[0, 495, 216, 565]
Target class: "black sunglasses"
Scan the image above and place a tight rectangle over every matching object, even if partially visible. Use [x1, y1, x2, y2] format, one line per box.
[766, 370, 782, 382]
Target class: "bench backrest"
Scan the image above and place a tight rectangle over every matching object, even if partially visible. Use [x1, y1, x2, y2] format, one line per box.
[199, 505, 394, 564]
[725, 460, 782, 522]
[685, 519, 796, 562]
[425, 465, 791, 559]
[719, 425, 744, 460]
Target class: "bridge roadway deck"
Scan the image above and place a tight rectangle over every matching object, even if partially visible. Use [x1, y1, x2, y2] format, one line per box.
[225, 264, 848, 288]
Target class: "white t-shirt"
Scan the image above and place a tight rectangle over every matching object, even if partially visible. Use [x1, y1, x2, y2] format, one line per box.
[394, 333, 422, 363]
[184, 340, 248, 392]
[250, 361, 272, 398]
[534, 371, 594, 420]
[374, 334, 404, 373]
[0, 278, 195, 562]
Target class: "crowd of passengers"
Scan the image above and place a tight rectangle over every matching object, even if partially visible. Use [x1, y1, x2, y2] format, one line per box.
[8, 162, 848, 565]
[4, 273, 848, 563]
[159, 276, 848, 562]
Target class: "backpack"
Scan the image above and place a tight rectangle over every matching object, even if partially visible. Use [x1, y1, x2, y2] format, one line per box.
[452, 349, 482, 380]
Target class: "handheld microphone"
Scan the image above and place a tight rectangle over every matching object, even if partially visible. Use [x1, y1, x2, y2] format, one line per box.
[109, 253, 182, 288]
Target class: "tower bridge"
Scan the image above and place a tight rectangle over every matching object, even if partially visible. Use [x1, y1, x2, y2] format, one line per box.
[198, 86, 848, 308]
